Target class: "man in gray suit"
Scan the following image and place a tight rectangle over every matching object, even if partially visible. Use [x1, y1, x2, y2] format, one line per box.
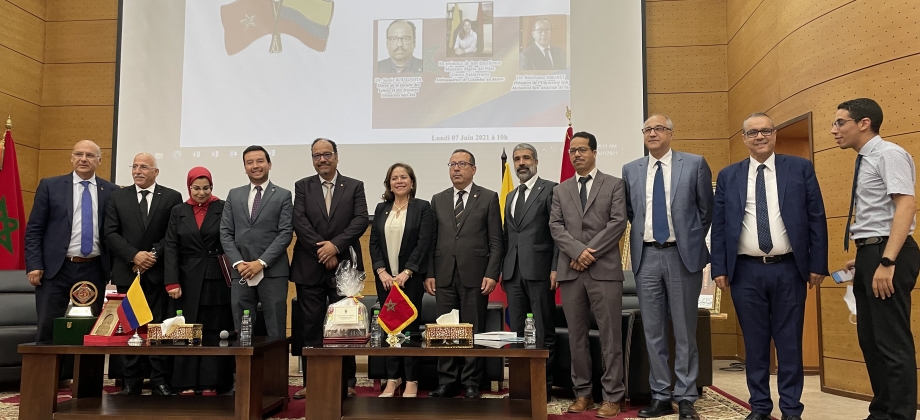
[549, 131, 627, 418]
[425, 149, 503, 399]
[623, 115, 713, 420]
[502, 143, 558, 388]
[220, 145, 294, 337]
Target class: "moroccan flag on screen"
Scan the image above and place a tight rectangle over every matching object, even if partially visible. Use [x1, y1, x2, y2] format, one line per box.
[221, 0, 334, 55]
[0, 124, 25, 270]
[377, 284, 418, 335]
[560, 125, 575, 182]
[117, 275, 154, 332]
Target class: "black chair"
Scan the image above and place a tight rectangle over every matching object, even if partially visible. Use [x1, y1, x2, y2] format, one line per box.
[0, 270, 37, 384]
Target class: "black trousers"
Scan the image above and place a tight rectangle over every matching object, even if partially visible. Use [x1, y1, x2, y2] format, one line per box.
[854, 236, 920, 420]
[296, 271, 357, 388]
[375, 275, 425, 382]
[435, 265, 488, 387]
[503, 262, 556, 386]
[117, 282, 171, 388]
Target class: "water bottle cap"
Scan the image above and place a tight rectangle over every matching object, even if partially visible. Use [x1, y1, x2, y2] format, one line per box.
[374, 309, 380, 314]
[526, 313, 533, 318]
[243, 310, 250, 315]
[177, 310, 183, 315]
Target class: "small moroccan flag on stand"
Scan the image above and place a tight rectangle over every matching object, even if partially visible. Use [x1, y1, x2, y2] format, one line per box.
[0, 113, 25, 270]
[377, 283, 418, 335]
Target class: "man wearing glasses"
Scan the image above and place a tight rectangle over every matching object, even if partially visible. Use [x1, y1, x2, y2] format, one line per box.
[425, 149, 502, 399]
[835, 98, 919, 420]
[622, 115, 713, 420]
[377, 20, 423, 74]
[711, 113, 828, 420]
[520, 17, 566, 70]
[289, 138, 368, 399]
[549, 132, 627, 418]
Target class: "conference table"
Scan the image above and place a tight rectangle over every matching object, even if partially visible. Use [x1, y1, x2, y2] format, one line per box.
[302, 342, 550, 420]
[18, 336, 290, 420]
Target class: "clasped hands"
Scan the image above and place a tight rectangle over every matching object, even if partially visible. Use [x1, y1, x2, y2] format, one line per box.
[132, 251, 157, 274]
[712, 272, 827, 292]
[317, 241, 339, 270]
[424, 277, 497, 296]
[236, 260, 264, 280]
[378, 271, 410, 291]
[569, 248, 596, 272]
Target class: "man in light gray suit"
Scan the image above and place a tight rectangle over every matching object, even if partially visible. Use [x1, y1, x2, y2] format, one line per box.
[220, 145, 294, 337]
[502, 143, 558, 389]
[549, 132, 628, 418]
[623, 115, 713, 420]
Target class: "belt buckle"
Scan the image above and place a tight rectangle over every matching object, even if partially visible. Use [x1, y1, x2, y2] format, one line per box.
[762, 256, 774, 264]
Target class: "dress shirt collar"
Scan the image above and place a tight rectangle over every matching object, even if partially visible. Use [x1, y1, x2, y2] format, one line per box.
[748, 153, 776, 172]
[577, 167, 598, 181]
[135, 183, 156, 194]
[520, 175, 539, 191]
[250, 180, 270, 191]
[648, 149, 673, 168]
[858, 135, 883, 157]
[72, 172, 96, 185]
[453, 183, 472, 197]
[317, 172, 337, 186]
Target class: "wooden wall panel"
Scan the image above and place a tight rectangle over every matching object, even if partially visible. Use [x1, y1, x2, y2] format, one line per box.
[22, 190, 34, 221]
[819, 287, 861, 362]
[16, 143, 39, 192]
[646, 45, 727, 93]
[822, 357, 872, 396]
[711, 333, 738, 358]
[40, 106, 114, 149]
[8, 0, 46, 20]
[814, 146, 854, 218]
[647, 92, 729, 139]
[38, 148, 111, 181]
[672, 139, 729, 179]
[44, 20, 117, 64]
[41, 63, 115, 106]
[824, 217, 856, 273]
[0, 0, 45, 62]
[727, 48, 780, 131]
[727, 131, 747, 165]
[726, 0, 761, 41]
[645, 0, 726, 47]
[45, 0, 117, 21]
[0, 45, 43, 105]
[0, 91, 42, 149]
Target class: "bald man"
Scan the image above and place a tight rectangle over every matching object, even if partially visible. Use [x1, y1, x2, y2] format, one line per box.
[104, 153, 183, 395]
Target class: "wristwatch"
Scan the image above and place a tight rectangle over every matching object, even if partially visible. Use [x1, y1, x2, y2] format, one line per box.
[880, 257, 896, 267]
[403, 269, 414, 277]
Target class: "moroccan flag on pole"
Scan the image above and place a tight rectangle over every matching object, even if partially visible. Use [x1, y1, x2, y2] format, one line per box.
[0, 115, 25, 270]
[117, 274, 154, 332]
[560, 124, 575, 182]
[377, 284, 418, 335]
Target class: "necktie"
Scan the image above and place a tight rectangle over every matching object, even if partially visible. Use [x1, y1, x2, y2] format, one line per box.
[514, 184, 528, 220]
[251, 185, 263, 222]
[755, 164, 773, 254]
[652, 161, 669, 244]
[543, 47, 553, 68]
[578, 175, 591, 210]
[323, 181, 333, 214]
[139, 190, 150, 224]
[844, 155, 864, 252]
[80, 181, 93, 256]
[454, 190, 466, 227]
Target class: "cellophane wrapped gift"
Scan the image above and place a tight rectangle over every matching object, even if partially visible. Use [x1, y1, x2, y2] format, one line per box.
[323, 247, 369, 343]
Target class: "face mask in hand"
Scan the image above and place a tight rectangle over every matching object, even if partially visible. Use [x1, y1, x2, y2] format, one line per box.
[843, 285, 857, 324]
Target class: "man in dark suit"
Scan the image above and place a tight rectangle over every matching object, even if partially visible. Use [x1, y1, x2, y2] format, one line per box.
[519, 17, 566, 70]
[711, 113, 828, 420]
[376, 20, 424, 74]
[623, 115, 713, 420]
[501, 143, 557, 388]
[290, 138, 368, 399]
[220, 145, 293, 339]
[104, 153, 183, 395]
[549, 131, 627, 418]
[26, 140, 117, 343]
[425, 149, 502, 399]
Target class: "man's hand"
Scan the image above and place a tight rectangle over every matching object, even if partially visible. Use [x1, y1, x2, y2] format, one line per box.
[808, 273, 825, 289]
[131, 264, 148, 275]
[133, 251, 156, 270]
[481, 277, 497, 295]
[577, 248, 597, 267]
[425, 278, 437, 295]
[27, 270, 44, 287]
[324, 256, 339, 271]
[167, 286, 182, 299]
[844, 259, 856, 272]
[713, 275, 729, 291]
[569, 259, 587, 272]
[873, 265, 896, 299]
[549, 271, 558, 291]
[316, 241, 338, 264]
[379, 272, 395, 291]
[394, 272, 410, 288]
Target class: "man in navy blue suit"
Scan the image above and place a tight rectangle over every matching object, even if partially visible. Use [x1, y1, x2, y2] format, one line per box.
[25, 140, 117, 344]
[711, 113, 828, 420]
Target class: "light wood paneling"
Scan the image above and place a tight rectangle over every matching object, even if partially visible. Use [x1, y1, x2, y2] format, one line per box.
[45, 20, 118, 64]
[822, 357, 872, 396]
[825, 216, 856, 273]
[0, 91, 42, 149]
[726, 0, 761, 41]
[645, 0, 726, 47]
[8, 0, 47, 20]
[41, 63, 115, 106]
[40, 106, 113, 149]
[711, 333, 738, 358]
[671, 139, 729, 180]
[648, 92, 729, 139]
[22, 190, 34, 222]
[727, 131, 747, 165]
[647, 45, 726, 93]
[0, 0, 45, 62]
[45, 0, 117, 22]
[819, 287, 861, 362]
[727, 47, 780, 129]
[814, 146, 854, 218]
[38, 148, 111, 181]
[16, 143, 39, 192]
[0, 44, 43, 105]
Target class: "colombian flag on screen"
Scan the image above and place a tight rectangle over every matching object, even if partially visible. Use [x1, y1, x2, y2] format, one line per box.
[117, 275, 153, 332]
[221, 0, 334, 55]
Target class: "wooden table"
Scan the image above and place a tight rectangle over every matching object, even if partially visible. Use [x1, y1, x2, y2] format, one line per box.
[18, 336, 290, 420]
[303, 343, 549, 420]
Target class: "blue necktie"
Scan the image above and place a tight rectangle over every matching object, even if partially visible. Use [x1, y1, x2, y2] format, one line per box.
[79, 181, 93, 256]
[755, 164, 773, 254]
[652, 161, 669, 244]
[844, 155, 863, 252]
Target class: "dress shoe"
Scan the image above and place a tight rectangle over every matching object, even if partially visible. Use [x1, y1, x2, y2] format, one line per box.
[596, 401, 621, 418]
[403, 381, 418, 398]
[638, 399, 674, 417]
[293, 387, 306, 399]
[781, 416, 803, 420]
[428, 384, 459, 398]
[745, 413, 771, 420]
[117, 386, 141, 395]
[347, 387, 357, 397]
[379, 379, 403, 397]
[678, 400, 700, 420]
[463, 385, 480, 399]
[152, 384, 177, 396]
[567, 396, 594, 413]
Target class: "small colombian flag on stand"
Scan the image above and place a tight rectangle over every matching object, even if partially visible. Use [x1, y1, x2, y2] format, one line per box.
[377, 284, 418, 335]
[117, 274, 154, 332]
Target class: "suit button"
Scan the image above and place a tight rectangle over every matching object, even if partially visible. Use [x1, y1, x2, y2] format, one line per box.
[455, 236, 460, 240]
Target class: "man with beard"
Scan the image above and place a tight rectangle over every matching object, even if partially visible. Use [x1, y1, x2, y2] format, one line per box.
[501, 143, 558, 391]
[377, 20, 424, 74]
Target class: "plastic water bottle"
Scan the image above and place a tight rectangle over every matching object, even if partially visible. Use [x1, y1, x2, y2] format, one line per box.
[370, 310, 381, 347]
[240, 309, 252, 346]
[524, 313, 537, 349]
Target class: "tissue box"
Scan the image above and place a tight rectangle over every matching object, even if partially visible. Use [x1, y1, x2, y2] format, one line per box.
[424, 323, 474, 348]
[147, 323, 203, 346]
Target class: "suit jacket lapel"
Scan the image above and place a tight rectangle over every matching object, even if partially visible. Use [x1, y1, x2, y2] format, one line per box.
[670, 152, 684, 202]
[504, 188, 517, 229]
[144, 185, 168, 229]
[64, 176, 75, 230]
[132, 187, 147, 231]
[636, 160, 648, 223]
[328, 175, 345, 218]
[568, 178, 581, 212]
[456, 185, 479, 232]
[738, 159, 750, 210]
[775, 155, 787, 210]
[311, 177, 330, 219]
[584, 172, 605, 213]
[518, 178, 545, 223]
[253, 182, 275, 222]
[398, 200, 416, 256]
[179, 205, 205, 248]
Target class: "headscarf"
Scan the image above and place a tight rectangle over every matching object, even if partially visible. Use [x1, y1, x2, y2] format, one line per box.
[186, 166, 220, 228]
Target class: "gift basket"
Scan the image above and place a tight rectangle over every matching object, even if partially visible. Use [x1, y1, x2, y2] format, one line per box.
[323, 247, 369, 344]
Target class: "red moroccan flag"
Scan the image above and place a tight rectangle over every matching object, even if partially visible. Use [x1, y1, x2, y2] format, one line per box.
[377, 284, 418, 335]
[0, 120, 26, 270]
[560, 125, 575, 182]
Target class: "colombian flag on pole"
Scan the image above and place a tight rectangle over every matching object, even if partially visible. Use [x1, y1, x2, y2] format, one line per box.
[117, 274, 153, 332]
[499, 149, 515, 223]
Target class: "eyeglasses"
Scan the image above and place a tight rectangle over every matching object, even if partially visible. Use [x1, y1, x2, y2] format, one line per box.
[190, 185, 212, 192]
[641, 126, 672, 135]
[743, 128, 775, 138]
[311, 152, 335, 161]
[387, 36, 414, 45]
[533, 29, 552, 35]
[447, 162, 473, 168]
[568, 147, 591, 155]
[130, 164, 154, 171]
[832, 118, 855, 129]
[72, 152, 98, 160]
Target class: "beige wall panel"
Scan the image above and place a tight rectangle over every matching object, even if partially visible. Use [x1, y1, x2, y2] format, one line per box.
[22, 190, 34, 222]
[671, 139, 728, 180]
[726, 0, 761, 41]
[39, 148, 111, 181]
[45, 20, 118, 64]
[0, 45, 43, 105]
[711, 333, 738, 358]
[0, 91, 41, 149]
[814, 146, 853, 219]
[46, 0, 118, 21]
[727, 131, 747, 165]
[819, 287, 862, 362]
[727, 49, 780, 130]
[711, 317, 735, 334]
[645, 0, 726, 47]
[0, 0, 45, 62]
[42, 63, 115, 106]
[822, 357, 872, 397]
[40, 106, 113, 150]
[17, 143, 39, 192]
[646, 45, 727, 93]
[9, 0, 47, 20]
[647, 92, 729, 139]
[824, 216, 856, 273]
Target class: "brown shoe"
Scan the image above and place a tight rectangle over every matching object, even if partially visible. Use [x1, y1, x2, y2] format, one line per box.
[292, 387, 306, 399]
[347, 387, 357, 397]
[567, 396, 594, 413]
[596, 401, 620, 418]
